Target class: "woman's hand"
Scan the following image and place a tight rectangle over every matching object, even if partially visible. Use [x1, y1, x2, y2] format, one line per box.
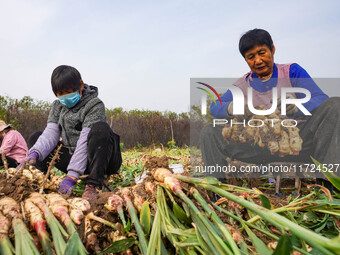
[58, 176, 77, 195]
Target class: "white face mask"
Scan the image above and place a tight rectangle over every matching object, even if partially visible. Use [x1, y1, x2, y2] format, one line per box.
[1, 132, 5, 138]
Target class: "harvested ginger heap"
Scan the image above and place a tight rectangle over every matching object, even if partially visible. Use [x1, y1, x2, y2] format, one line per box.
[222, 111, 303, 157]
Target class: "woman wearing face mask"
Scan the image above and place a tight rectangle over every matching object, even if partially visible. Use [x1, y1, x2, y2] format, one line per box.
[0, 120, 28, 168]
[18, 65, 122, 201]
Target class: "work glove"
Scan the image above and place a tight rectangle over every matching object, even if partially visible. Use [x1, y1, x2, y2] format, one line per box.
[16, 151, 39, 169]
[227, 102, 252, 120]
[58, 176, 77, 195]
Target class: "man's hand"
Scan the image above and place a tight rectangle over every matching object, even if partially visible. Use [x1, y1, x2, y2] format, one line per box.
[285, 104, 298, 115]
[58, 176, 77, 195]
[16, 151, 38, 169]
[277, 98, 298, 116]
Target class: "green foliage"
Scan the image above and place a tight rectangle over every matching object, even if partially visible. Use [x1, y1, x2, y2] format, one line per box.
[167, 140, 176, 149]
[73, 181, 86, 196]
[137, 143, 143, 150]
[51, 168, 65, 176]
[243, 222, 272, 255]
[273, 234, 293, 255]
[108, 147, 190, 189]
[139, 202, 151, 236]
[163, 111, 178, 119]
[259, 194, 271, 210]
[179, 112, 189, 119]
[8, 118, 22, 130]
[109, 161, 144, 190]
[0, 96, 9, 122]
[106, 107, 125, 118]
[190, 97, 215, 124]
[106, 107, 190, 148]
[1, 95, 190, 148]
[0, 95, 51, 141]
[99, 238, 137, 254]
[311, 157, 340, 191]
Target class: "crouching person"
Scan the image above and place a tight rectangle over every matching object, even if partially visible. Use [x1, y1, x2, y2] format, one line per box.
[20, 65, 122, 200]
[0, 120, 28, 168]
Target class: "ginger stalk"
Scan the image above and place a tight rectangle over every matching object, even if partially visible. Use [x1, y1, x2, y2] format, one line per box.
[24, 199, 53, 255]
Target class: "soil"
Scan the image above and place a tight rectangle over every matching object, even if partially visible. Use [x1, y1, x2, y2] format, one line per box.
[83, 191, 121, 251]
[144, 155, 170, 170]
[0, 173, 37, 201]
[0, 155, 318, 254]
[0, 171, 125, 253]
[132, 183, 150, 199]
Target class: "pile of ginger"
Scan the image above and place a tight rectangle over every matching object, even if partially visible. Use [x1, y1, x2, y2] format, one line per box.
[222, 110, 303, 157]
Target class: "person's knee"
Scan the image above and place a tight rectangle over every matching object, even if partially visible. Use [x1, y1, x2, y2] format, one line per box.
[200, 125, 217, 140]
[91, 121, 111, 131]
[87, 122, 118, 152]
[320, 97, 340, 114]
[89, 122, 111, 139]
[199, 124, 224, 147]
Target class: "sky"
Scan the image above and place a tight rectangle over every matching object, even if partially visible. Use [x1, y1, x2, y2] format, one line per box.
[1, 0, 340, 113]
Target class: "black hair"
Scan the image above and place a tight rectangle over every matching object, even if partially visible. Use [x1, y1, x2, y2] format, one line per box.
[51, 65, 82, 96]
[239, 29, 273, 58]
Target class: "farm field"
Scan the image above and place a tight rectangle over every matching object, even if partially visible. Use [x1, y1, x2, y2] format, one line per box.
[0, 147, 339, 255]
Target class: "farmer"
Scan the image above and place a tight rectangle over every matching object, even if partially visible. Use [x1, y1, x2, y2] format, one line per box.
[0, 120, 28, 168]
[200, 28, 338, 192]
[19, 65, 122, 200]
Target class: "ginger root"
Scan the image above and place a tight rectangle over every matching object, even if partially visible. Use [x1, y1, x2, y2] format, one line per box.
[222, 113, 303, 157]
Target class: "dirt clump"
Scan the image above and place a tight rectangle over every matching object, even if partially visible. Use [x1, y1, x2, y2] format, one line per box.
[0, 173, 37, 201]
[144, 155, 170, 170]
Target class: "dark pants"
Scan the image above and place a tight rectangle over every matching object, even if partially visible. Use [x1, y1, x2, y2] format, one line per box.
[29, 122, 122, 188]
[0, 155, 18, 168]
[200, 98, 340, 186]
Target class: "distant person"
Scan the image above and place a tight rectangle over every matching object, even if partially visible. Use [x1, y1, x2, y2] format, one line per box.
[200, 28, 338, 193]
[19, 65, 122, 200]
[0, 120, 28, 168]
